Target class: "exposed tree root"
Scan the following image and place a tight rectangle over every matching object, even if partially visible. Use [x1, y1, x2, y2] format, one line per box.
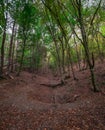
[63, 95, 80, 103]
[7, 74, 14, 79]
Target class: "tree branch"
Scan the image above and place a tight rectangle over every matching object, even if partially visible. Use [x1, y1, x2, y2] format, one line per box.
[90, 0, 102, 26]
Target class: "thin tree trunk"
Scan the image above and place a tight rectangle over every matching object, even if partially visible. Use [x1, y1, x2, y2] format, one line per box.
[17, 38, 26, 76]
[95, 34, 103, 62]
[67, 44, 76, 80]
[74, 36, 81, 71]
[58, 36, 65, 74]
[0, 28, 6, 76]
[11, 41, 15, 72]
[7, 21, 15, 74]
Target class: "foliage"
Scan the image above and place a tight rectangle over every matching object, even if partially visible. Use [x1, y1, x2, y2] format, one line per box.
[0, 0, 105, 76]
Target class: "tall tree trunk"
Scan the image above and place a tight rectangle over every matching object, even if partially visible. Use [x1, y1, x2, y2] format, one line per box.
[74, 36, 81, 71]
[11, 41, 15, 72]
[76, 0, 99, 92]
[17, 38, 26, 76]
[7, 21, 15, 74]
[95, 34, 103, 62]
[0, 27, 6, 76]
[58, 36, 65, 74]
[67, 44, 76, 80]
[81, 27, 98, 91]
[11, 24, 18, 72]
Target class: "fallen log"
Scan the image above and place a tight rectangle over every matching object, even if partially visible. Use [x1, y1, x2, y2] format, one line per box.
[40, 80, 64, 88]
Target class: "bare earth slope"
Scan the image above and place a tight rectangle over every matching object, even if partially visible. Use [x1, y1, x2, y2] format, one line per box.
[0, 63, 105, 130]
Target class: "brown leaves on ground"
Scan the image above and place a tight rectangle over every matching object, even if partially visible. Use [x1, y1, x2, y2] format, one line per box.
[0, 62, 105, 130]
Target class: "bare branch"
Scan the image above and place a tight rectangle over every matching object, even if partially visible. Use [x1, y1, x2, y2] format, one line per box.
[90, 0, 102, 26]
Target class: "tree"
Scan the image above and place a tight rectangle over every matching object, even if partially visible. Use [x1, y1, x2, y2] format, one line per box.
[0, 0, 8, 76]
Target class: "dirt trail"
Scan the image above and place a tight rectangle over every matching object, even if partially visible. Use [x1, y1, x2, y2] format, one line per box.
[0, 72, 78, 111]
[0, 65, 105, 130]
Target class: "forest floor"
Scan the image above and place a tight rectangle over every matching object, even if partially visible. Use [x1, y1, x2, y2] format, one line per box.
[0, 61, 105, 130]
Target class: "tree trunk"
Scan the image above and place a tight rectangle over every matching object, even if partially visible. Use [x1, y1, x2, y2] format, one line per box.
[7, 21, 15, 74]
[0, 28, 6, 76]
[58, 36, 65, 74]
[74, 36, 81, 71]
[46, 24, 62, 76]
[17, 38, 26, 76]
[95, 34, 103, 62]
[77, 0, 99, 92]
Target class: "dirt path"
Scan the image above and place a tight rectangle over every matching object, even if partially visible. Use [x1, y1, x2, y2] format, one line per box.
[0, 73, 78, 110]
[0, 67, 105, 130]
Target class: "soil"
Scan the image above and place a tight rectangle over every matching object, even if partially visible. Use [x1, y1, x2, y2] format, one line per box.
[0, 62, 105, 130]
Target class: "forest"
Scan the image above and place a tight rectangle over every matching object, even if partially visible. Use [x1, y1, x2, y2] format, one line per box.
[0, 0, 105, 129]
